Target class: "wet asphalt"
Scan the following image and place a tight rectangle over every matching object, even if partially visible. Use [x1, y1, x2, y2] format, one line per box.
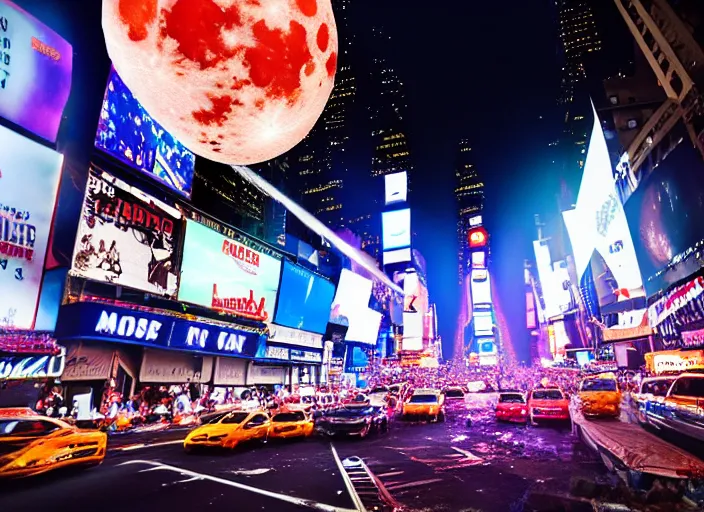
[0, 395, 610, 512]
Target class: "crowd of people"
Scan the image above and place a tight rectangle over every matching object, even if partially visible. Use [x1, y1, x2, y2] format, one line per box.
[35, 356, 646, 433]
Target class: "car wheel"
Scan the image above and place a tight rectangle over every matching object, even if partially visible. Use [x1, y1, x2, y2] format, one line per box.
[360, 424, 371, 439]
[438, 411, 446, 423]
[529, 410, 538, 427]
[381, 419, 389, 434]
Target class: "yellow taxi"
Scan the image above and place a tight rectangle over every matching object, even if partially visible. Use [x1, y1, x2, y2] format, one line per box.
[184, 409, 270, 452]
[578, 372, 622, 418]
[402, 388, 445, 422]
[269, 410, 314, 439]
[0, 408, 107, 478]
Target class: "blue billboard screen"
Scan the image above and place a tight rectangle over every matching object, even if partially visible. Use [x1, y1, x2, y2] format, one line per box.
[274, 261, 335, 334]
[95, 67, 195, 197]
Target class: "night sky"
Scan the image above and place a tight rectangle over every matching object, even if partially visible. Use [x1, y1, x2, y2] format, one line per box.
[351, 1, 566, 360]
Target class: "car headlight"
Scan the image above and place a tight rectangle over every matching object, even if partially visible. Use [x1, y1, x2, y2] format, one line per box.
[521, 409, 527, 415]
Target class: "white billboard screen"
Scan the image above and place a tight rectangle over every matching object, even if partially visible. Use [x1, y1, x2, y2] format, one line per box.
[383, 247, 412, 266]
[567, 103, 644, 304]
[402, 311, 423, 351]
[384, 171, 408, 205]
[473, 311, 493, 335]
[470, 269, 492, 306]
[382, 208, 411, 250]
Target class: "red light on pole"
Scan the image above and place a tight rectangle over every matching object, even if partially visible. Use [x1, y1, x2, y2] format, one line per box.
[468, 227, 488, 248]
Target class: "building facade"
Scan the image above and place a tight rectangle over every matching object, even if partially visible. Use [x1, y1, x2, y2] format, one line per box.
[454, 139, 485, 284]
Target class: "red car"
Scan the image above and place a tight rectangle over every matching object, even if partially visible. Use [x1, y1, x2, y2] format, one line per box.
[527, 387, 570, 425]
[495, 391, 528, 423]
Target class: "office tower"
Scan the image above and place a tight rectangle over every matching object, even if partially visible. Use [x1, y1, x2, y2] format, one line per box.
[290, 0, 357, 229]
[454, 140, 485, 284]
[369, 27, 413, 190]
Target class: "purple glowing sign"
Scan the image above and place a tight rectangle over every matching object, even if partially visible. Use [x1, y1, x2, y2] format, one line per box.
[0, 0, 73, 143]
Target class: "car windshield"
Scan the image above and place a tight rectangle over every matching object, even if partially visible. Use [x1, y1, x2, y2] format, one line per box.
[500, 394, 525, 403]
[328, 406, 372, 418]
[273, 412, 305, 422]
[642, 380, 674, 396]
[200, 412, 232, 425]
[444, 389, 464, 398]
[370, 387, 388, 394]
[221, 412, 250, 424]
[409, 394, 438, 404]
[532, 390, 563, 400]
[581, 379, 618, 392]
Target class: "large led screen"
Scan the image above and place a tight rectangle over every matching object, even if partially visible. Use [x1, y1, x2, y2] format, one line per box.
[625, 138, 704, 296]
[402, 312, 423, 351]
[567, 104, 644, 305]
[0, 125, 63, 329]
[382, 208, 411, 250]
[383, 247, 411, 266]
[0, 1, 72, 143]
[70, 169, 181, 297]
[384, 171, 408, 205]
[274, 260, 335, 334]
[329, 269, 372, 327]
[470, 269, 492, 306]
[473, 311, 493, 336]
[346, 308, 382, 345]
[95, 67, 195, 197]
[179, 220, 282, 322]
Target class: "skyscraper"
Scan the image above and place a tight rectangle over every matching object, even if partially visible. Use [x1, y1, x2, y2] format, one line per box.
[369, 53, 413, 189]
[290, 0, 357, 228]
[454, 140, 484, 284]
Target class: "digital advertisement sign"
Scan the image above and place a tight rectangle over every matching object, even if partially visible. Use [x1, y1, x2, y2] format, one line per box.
[274, 260, 335, 334]
[382, 208, 411, 250]
[329, 269, 372, 326]
[346, 308, 382, 345]
[402, 312, 423, 351]
[567, 104, 644, 305]
[468, 227, 488, 248]
[0, 0, 72, 143]
[625, 138, 704, 296]
[383, 247, 411, 266]
[473, 311, 493, 336]
[179, 220, 282, 323]
[384, 171, 408, 205]
[70, 169, 181, 297]
[0, 125, 63, 329]
[95, 67, 195, 197]
[470, 269, 492, 306]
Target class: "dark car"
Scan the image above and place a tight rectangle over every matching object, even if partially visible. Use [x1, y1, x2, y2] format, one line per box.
[316, 405, 389, 438]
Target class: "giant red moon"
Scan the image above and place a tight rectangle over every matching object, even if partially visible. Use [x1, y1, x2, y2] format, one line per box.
[102, 0, 338, 164]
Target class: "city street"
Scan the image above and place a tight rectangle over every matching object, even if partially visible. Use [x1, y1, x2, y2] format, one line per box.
[0, 397, 608, 512]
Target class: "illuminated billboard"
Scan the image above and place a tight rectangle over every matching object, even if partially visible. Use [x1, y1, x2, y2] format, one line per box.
[0, 125, 63, 329]
[0, 0, 72, 143]
[382, 208, 411, 250]
[470, 269, 492, 306]
[403, 272, 429, 319]
[179, 220, 282, 322]
[71, 169, 182, 297]
[384, 171, 408, 205]
[329, 269, 381, 344]
[473, 311, 493, 336]
[566, 103, 644, 304]
[274, 261, 335, 334]
[469, 215, 483, 227]
[533, 239, 566, 320]
[402, 312, 423, 351]
[471, 252, 486, 268]
[625, 137, 704, 296]
[468, 227, 488, 248]
[383, 247, 411, 266]
[95, 68, 196, 197]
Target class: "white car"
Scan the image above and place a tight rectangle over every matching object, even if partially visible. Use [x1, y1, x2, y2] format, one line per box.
[367, 386, 390, 407]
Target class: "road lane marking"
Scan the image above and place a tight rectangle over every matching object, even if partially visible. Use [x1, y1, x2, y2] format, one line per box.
[385, 478, 444, 491]
[451, 446, 483, 462]
[376, 471, 404, 478]
[120, 460, 357, 512]
[112, 440, 184, 451]
[330, 444, 367, 512]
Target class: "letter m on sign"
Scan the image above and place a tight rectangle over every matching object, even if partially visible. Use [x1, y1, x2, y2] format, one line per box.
[95, 311, 118, 334]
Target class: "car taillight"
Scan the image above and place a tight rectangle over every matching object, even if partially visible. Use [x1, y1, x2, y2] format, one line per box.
[521, 409, 527, 415]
